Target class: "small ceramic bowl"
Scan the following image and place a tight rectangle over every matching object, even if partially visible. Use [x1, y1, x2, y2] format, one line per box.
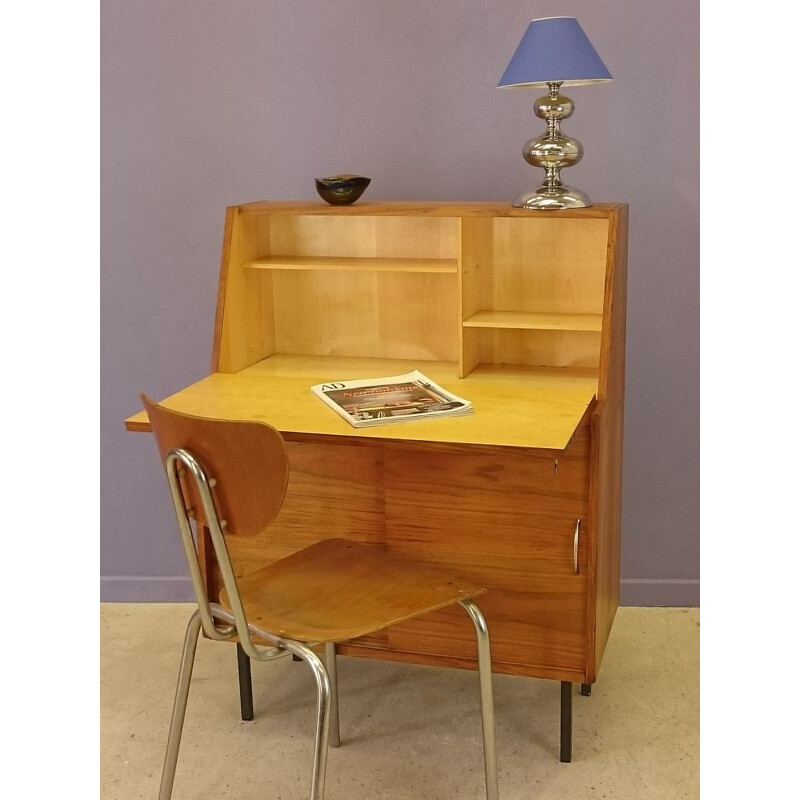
[315, 174, 371, 205]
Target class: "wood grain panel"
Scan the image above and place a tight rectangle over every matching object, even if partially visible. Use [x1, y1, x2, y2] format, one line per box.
[377, 272, 459, 361]
[269, 215, 380, 258]
[384, 431, 591, 673]
[490, 218, 608, 315]
[267, 215, 458, 260]
[479, 328, 601, 369]
[214, 209, 276, 373]
[271, 269, 380, 355]
[387, 582, 588, 673]
[590, 204, 628, 679]
[269, 270, 458, 361]
[375, 216, 459, 259]
[226, 441, 385, 566]
[384, 435, 590, 584]
[335, 642, 586, 682]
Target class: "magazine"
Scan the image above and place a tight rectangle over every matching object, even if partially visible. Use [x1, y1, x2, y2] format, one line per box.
[311, 371, 473, 428]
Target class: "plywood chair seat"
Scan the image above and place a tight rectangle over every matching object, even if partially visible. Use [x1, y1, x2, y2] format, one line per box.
[221, 537, 486, 643]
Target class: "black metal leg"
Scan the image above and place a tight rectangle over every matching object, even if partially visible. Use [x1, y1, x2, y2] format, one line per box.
[237, 643, 254, 721]
[560, 681, 572, 763]
[580, 683, 592, 696]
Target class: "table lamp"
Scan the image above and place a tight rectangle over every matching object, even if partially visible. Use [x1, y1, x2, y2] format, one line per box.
[498, 16, 612, 210]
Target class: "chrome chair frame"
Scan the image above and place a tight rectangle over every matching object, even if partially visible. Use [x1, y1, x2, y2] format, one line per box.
[158, 445, 499, 800]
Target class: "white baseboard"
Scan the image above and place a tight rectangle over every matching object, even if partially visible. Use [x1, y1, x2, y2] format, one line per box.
[100, 576, 194, 602]
[620, 578, 699, 607]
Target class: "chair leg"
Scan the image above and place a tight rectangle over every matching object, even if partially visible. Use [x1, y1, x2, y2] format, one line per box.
[285, 641, 332, 800]
[159, 610, 203, 800]
[236, 643, 255, 721]
[460, 599, 499, 800]
[325, 642, 341, 747]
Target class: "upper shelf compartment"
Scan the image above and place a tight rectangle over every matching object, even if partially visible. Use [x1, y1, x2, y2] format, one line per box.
[243, 255, 458, 273]
[216, 211, 463, 372]
[458, 215, 611, 376]
[262, 213, 460, 262]
[214, 203, 623, 378]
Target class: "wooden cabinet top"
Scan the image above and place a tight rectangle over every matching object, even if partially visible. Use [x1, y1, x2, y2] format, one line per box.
[234, 200, 626, 218]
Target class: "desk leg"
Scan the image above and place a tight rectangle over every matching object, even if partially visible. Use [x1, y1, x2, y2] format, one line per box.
[580, 683, 592, 696]
[236, 644, 254, 721]
[560, 682, 572, 763]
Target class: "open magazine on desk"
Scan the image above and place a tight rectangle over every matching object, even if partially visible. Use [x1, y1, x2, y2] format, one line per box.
[311, 371, 473, 428]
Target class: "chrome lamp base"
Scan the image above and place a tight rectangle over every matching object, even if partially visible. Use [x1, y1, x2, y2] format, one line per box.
[512, 185, 592, 210]
[514, 81, 593, 211]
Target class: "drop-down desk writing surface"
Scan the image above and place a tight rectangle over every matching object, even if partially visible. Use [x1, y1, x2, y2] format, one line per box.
[125, 354, 597, 452]
[126, 200, 627, 689]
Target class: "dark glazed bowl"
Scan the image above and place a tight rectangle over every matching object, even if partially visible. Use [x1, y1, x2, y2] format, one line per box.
[315, 174, 371, 205]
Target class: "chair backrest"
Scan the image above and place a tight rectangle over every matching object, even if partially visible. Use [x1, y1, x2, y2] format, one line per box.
[142, 395, 289, 536]
[142, 395, 290, 648]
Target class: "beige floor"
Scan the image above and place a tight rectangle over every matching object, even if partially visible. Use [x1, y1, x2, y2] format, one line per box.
[101, 604, 698, 800]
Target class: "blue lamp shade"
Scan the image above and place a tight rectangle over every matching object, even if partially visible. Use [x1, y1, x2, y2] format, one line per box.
[498, 17, 612, 88]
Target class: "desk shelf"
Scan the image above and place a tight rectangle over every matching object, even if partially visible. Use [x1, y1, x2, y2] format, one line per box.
[244, 255, 459, 274]
[462, 311, 603, 332]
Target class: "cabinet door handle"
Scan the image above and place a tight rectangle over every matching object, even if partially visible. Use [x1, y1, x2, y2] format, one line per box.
[573, 518, 581, 575]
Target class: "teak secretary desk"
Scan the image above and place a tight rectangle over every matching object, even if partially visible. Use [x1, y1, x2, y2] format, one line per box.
[126, 200, 627, 762]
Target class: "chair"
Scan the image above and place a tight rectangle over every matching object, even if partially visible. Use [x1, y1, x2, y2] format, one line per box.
[142, 395, 499, 800]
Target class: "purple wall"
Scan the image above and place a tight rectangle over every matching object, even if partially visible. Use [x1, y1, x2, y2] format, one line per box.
[101, 1, 699, 605]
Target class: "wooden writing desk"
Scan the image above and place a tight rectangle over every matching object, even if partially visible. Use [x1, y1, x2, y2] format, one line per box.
[127, 201, 627, 760]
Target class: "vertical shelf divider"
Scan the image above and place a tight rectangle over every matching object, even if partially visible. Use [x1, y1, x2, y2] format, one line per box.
[459, 216, 494, 378]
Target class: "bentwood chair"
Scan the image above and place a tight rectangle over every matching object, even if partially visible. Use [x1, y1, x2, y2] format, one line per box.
[142, 395, 499, 800]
